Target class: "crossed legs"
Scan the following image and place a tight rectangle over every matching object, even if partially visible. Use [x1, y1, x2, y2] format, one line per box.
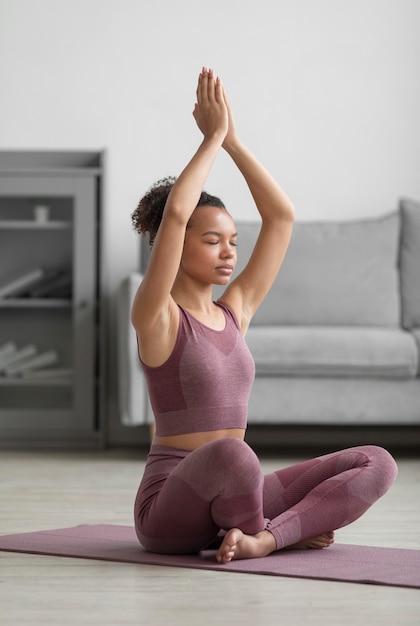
[217, 444, 397, 562]
[134, 439, 397, 561]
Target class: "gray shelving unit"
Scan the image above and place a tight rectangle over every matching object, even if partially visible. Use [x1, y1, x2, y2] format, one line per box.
[0, 150, 105, 447]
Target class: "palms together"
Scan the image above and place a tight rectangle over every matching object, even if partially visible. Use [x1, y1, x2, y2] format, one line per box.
[193, 68, 235, 143]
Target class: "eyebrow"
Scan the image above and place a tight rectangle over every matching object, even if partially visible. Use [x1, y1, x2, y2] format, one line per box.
[201, 231, 238, 238]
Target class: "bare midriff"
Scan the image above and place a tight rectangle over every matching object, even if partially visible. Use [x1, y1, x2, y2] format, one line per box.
[152, 428, 246, 451]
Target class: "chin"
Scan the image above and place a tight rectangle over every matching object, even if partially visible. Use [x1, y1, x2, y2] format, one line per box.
[213, 277, 231, 286]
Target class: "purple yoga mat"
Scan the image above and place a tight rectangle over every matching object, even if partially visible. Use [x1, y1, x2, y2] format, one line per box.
[0, 524, 419, 589]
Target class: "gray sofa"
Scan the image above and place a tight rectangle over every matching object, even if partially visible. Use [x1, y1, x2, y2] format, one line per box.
[118, 197, 420, 446]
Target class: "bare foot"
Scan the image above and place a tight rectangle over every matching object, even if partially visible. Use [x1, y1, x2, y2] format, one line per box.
[216, 529, 276, 563]
[216, 530, 335, 563]
[287, 531, 335, 550]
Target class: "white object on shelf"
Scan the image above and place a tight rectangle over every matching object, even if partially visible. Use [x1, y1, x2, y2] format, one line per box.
[34, 204, 50, 223]
[0, 268, 44, 298]
[0, 341, 17, 366]
[5, 350, 59, 376]
[28, 269, 72, 298]
[0, 344, 37, 372]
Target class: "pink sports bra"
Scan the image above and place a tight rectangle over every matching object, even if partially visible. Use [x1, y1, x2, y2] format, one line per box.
[140, 302, 255, 437]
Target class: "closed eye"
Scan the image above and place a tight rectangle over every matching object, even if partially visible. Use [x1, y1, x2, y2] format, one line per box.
[201, 230, 238, 247]
[204, 240, 238, 246]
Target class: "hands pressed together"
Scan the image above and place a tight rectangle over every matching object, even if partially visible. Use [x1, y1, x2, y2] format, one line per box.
[193, 67, 236, 148]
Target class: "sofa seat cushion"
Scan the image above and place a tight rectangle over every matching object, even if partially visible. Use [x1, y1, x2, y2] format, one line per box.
[246, 326, 418, 378]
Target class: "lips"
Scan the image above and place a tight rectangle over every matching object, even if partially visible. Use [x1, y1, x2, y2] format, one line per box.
[216, 265, 234, 274]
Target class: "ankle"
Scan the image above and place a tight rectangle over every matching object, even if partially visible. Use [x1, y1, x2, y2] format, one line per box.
[257, 530, 276, 555]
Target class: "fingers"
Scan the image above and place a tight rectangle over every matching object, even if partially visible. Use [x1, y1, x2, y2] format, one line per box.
[214, 76, 224, 104]
[202, 67, 211, 102]
[196, 67, 208, 105]
[207, 68, 216, 102]
[221, 84, 230, 109]
[193, 67, 228, 138]
[197, 67, 221, 104]
[202, 67, 213, 103]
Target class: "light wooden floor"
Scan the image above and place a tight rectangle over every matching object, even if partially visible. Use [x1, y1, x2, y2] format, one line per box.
[0, 447, 419, 626]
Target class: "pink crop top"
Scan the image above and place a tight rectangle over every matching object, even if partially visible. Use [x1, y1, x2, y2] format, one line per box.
[140, 302, 255, 437]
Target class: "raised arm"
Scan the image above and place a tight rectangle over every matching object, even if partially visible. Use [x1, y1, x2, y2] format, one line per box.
[131, 69, 228, 363]
[219, 89, 295, 332]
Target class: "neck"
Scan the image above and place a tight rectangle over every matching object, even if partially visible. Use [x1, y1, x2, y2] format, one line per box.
[171, 276, 214, 314]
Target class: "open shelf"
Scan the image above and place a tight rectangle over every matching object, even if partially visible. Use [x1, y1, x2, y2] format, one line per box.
[0, 220, 72, 230]
[0, 299, 71, 308]
[0, 376, 72, 387]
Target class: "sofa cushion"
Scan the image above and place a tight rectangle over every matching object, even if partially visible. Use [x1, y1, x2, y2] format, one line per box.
[399, 198, 420, 329]
[230, 213, 400, 326]
[247, 377, 420, 425]
[245, 326, 418, 378]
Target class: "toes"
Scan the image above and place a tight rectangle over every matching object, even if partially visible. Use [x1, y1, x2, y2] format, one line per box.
[216, 529, 243, 563]
[217, 546, 235, 563]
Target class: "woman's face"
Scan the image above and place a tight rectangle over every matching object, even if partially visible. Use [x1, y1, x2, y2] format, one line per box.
[180, 206, 238, 285]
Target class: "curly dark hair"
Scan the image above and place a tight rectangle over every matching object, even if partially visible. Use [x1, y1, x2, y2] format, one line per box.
[131, 176, 226, 247]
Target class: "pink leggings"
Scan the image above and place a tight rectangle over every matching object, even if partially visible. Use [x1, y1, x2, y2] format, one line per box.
[134, 439, 397, 554]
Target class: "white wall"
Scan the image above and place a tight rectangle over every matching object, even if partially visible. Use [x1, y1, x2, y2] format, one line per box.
[1, 0, 419, 443]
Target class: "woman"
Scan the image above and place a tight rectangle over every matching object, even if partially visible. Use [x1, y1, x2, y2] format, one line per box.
[131, 67, 397, 563]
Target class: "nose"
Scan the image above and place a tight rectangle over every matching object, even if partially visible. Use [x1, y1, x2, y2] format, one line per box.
[221, 243, 235, 258]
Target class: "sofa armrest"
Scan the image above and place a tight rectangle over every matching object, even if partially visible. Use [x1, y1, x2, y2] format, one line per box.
[411, 329, 420, 377]
[400, 198, 420, 329]
[117, 272, 147, 426]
